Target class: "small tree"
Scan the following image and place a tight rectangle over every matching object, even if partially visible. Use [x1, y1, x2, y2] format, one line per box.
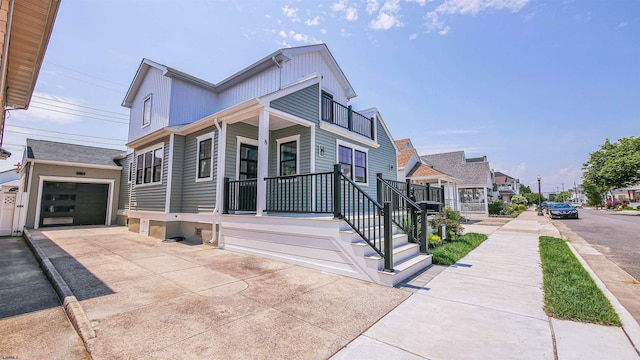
[584, 181, 605, 208]
[523, 192, 546, 205]
[511, 195, 528, 205]
[520, 185, 532, 194]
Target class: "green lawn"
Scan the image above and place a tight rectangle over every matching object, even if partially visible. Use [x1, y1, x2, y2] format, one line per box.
[430, 233, 488, 266]
[539, 236, 621, 326]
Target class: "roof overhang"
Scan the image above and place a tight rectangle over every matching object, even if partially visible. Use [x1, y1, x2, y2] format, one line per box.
[24, 158, 123, 171]
[1, 0, 61, 110]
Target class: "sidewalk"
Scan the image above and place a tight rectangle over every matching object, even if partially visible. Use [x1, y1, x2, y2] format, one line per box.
[332, 210, 640, 359]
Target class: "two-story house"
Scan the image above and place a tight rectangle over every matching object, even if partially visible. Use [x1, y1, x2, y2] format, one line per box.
[118, 44, 432, 286]
[492, 171, 520, 202]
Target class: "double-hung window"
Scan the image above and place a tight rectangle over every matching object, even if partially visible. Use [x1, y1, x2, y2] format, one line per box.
[142, 95, 152, 127]
[277, 135, 300, 176]
[338, 140, 368, 184]
[135, 144, 163, 185]
[196, 133, 214, 181]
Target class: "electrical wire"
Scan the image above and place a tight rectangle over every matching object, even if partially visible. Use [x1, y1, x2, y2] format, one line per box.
[5, 129, 125, 146]
[44, 61, 128, 87]
[31, 95, 129, 116]
[26, 106, 129, 124]
[30, 101, 129, 120]
[5, 125, 127, 141]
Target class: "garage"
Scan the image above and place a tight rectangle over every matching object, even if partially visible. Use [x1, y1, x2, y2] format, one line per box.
[39, 181, 110, 227]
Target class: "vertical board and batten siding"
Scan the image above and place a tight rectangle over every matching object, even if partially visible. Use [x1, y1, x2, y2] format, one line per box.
[371, 116, 398, 182]
[181, 127, 218, 213]
[168, 79, 217, 126]
[281, 52, 348, 104]
[268, 125, 311, 177]
[270, 83, 319, 124]
[131, 136, 170, 212]
[224, 122, 259, 180]
[169, 136, 185, 213]
[118, 153, 134, 210]
[217, 66, 280, 111]
[128, 67, 171, 142]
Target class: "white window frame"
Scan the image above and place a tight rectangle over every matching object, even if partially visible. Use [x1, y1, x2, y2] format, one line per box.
[195, 132, 215, 182]
[336, 139, 369, 186]
[142, 94, 152, 128]
[135, 143, 164, 188]
[235, 136, 259, 180]
[276, 134, 300, 177]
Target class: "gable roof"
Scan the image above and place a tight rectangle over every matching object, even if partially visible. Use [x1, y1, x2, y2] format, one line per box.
[122, 43, 356, 108]
[421, 151, 491, 187]
[408, 162, 448, 178]
[25, 139, 124, 168]
[395, 138, 410, 151]
[398, 149, 415, 168]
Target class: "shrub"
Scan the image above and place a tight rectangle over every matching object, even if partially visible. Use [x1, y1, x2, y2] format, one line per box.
[488, 201, 504, 215]
[511, 195, 528, 205]
[428, 232, 442, 248]
[517, 204, 526, 211]
[429, 209, 463, 241]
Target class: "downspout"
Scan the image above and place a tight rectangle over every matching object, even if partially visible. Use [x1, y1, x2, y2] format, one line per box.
[271, 56, 282, 90]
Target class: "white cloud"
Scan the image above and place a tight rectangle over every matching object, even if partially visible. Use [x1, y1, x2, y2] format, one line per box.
[278, 30, 287, 38]
[340, 28, 353, 37]
[282, 5, 299, 20]
[409, 33, 417, 40]
[616, 21, 628, 29]
[282, 30, 321, 44]
[345, 7, 358, 21]
[366, 0, 379, 14]
[426, 0, 530, 35]
[496, 162, 527, 178]
[10, 92, 82, 125]
[305, 16, 321, 26]
[407, 0, 428, 5]
[331, 0, 348, 12]
[321, 28, 327, 34]
[370, 0, 404, 30]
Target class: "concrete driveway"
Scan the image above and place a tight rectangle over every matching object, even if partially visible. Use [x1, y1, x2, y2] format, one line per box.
[27, 226, 409, 359]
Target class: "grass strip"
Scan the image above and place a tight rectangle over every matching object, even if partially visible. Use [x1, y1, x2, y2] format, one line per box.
[431, 233, 488, 266]
[539, 236, 621, 326]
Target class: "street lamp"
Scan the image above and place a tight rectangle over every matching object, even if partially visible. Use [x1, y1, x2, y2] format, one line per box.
[537, 175, 543, 216]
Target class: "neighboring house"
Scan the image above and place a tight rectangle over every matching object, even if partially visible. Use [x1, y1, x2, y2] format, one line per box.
[611, 186, 640, 203]
[0, 0, 61, 159]
[0, 167, 19, 185]
[492, 171, 520, 202]
[20, 139, 124, 229]
[421, 151, 492, 216]
[395, 138, 458, 209]
[119, 44, 429, 286]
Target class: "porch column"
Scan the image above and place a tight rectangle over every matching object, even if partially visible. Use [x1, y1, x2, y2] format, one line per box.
[256, 110, 270, 216]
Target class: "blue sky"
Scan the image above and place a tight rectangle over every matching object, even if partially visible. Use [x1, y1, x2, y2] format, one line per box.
[3, 0, 639, 194]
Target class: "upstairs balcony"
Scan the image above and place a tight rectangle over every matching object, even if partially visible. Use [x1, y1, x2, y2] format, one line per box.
[496, 184, 517, 193]
[321, 92, 374, 140]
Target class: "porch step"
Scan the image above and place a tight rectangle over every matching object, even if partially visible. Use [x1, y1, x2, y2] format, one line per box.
[377, 254, 432, 286]
[340, 228, 408, 247]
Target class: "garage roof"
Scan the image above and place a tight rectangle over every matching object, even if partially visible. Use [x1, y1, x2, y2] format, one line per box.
[25, 139, 124, 168]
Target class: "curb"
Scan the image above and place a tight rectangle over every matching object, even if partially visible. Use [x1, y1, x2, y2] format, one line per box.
[23, 229, 96, 344]
[556, 230, 640, 355]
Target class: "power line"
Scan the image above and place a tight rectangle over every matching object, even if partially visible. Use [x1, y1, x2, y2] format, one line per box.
[44, 72, 125, 93]
[31, 101, 129, 121]
[25, 106, 129, 124]
[4, 129, 125, 146]
[44, 61, 128, 87]
[6, 125, 127, 142]
[31, 95, 129, 116]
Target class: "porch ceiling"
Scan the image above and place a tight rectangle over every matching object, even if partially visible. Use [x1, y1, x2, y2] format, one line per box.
[231, 113, 301, 131]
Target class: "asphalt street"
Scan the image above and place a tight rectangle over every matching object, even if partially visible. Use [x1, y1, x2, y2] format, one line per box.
[552, 209, 640, 281]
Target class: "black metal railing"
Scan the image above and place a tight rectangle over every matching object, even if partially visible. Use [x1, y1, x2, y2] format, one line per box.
[223, 178, 257, 213]
[377, 175, 428, 254]
[385, 179, 445, 205]
[321, 95, 374, 140]
[265, 172, 333, 213]
[335, 165, 392, 271]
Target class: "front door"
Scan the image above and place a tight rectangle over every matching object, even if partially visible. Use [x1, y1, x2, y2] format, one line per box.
[238, 143, 258, 211]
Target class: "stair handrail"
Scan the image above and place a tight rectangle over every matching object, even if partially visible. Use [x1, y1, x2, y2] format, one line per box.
[333, 164, 393, 272]
[377, 175, 428, 254]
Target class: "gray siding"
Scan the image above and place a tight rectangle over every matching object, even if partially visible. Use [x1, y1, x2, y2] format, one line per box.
[181, 127, 218, 213]
[268, 125, 311, 177]
[169, 79, 217, 126]
[169, 135, 185, 213]
[224, 122, 259, 180]
[128, 67, 171, 142]
[270, 83, 319, 124]
[131, 137, 170, 212]
[369, 118, 398, 182]
[118, 153, 133, 209]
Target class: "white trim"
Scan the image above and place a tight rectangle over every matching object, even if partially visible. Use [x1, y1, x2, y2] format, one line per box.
[259, 73, 320, 104]
[319, 121, 380, 149]
[276, 134, 300, 176]
[265, 107, 315, 128]
[310, 125, 316, 173]
[25, 159, 122, 171]
[134, 142, 164, 188]
[215, 120, 226, 212]
[126, 210, 217, 223]
[235, 136, 259, 180]
[142, 94, 152, 128]
[34, 176, 115, 230]
[336, 139, 369, 187]
[195, 131, 216, 182]
[165, 134, 174, 213]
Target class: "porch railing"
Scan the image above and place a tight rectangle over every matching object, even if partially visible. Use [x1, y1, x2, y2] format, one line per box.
[384, 179, 445, 205]
[223, 178, 257, 212]
[321, 94, 374, 140]
[264, 172, 333, 213]
[377, 175, 428, 254]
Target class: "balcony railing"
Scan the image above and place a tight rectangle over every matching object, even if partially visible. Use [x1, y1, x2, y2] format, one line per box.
[321, 94, 374, 140]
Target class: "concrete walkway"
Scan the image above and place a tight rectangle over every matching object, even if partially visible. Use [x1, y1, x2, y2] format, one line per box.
[332, 210, 640, 359]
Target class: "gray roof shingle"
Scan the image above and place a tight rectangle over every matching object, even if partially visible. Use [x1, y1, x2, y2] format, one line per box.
[25, 139, 124, 167]
[420, 151, 491, 187]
